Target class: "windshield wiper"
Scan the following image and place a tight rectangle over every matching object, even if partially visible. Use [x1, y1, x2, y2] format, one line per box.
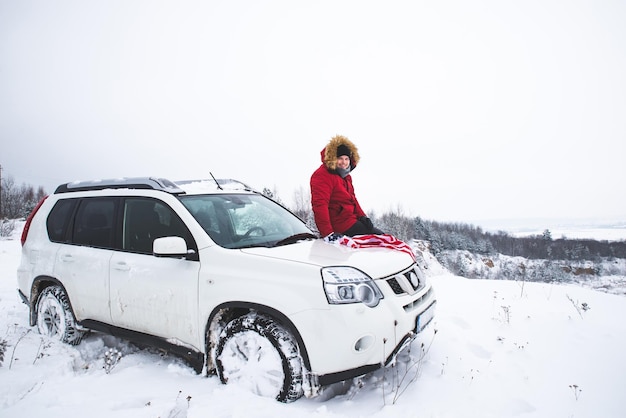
[274, 233, 317, 247]
[236, 243, 272, 249]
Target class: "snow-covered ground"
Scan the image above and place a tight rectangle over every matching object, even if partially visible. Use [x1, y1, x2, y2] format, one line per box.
[1, 224, 625, 417]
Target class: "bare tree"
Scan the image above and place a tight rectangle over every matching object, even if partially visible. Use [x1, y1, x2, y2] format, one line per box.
[0, 175, 18, 218]
[291, 186, 316, 231]
[377, 205, 414, 241]
[0, 174, 47, 219]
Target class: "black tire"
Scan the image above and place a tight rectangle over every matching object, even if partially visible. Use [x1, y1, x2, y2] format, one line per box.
[36, 285, 84, 345]
[215, 313, 304, 402]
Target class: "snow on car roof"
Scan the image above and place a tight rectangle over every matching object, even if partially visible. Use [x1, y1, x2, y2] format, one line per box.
[175, 178, 255, 194]
[53, 177, 256, 195]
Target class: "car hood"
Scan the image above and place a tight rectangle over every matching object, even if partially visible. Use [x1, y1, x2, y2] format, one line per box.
[240, 239, 413, 279]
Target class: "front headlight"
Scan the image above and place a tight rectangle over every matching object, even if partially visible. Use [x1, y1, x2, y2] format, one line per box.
[321, 266, 384, 308]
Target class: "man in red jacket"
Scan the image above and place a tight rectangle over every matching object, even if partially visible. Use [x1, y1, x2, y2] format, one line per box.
[310, 135, 383, 239]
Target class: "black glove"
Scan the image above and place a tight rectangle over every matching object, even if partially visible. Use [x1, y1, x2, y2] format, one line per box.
[360, 216, 374, 231]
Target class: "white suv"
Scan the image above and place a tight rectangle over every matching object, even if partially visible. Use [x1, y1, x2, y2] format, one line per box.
[17, 177, 436, 402]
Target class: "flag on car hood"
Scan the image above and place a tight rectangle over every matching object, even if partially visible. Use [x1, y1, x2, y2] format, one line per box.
[336, 234, 416, 261]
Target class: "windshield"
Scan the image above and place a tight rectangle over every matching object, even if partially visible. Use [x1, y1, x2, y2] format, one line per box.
[179, 193, 315, 249]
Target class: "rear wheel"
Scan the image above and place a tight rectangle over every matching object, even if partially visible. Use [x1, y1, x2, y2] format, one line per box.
[215, 313, 304, 402]
[36, 285, 84, 345]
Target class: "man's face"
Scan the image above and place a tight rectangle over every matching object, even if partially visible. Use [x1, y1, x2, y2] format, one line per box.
[336, 155, 350, 170]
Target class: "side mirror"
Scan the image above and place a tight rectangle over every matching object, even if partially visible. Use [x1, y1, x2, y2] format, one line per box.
[153, 236, 188, 258]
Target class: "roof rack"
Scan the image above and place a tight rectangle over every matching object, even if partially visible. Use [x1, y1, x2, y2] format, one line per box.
[54, 177, 185, 194]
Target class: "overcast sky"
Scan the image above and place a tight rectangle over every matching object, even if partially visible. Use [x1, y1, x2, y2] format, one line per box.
[1, 0, 625, 226]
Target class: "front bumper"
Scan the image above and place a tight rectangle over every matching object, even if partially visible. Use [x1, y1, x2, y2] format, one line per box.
[314, 328, 419, 387]
[296, 292, 437, 397]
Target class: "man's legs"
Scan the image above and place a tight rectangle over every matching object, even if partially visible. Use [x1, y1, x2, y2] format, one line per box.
[343, 219, 384, 236]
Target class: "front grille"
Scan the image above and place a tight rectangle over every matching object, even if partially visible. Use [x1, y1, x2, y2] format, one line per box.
[403, 288, 434, 312]
[386, 278, 404, 295]
[384, 264, 427, 296]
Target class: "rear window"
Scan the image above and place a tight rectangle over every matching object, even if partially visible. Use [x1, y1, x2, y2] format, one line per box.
[47, 199, 78, 243]
[72, 198, 117, 248]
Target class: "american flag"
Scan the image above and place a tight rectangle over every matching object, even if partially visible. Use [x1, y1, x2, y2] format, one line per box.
[337, 234, 416, 261]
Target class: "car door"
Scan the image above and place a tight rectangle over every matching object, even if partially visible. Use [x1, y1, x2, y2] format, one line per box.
[53, 197, 116, 323]
[109, 197, 201, 347]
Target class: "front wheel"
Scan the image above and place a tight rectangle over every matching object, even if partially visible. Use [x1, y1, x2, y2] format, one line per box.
[215, 313, 304, 402]
[36, 285, 84, 345]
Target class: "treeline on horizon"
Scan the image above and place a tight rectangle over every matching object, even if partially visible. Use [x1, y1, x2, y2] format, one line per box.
[410, 217, 626, 260]
[286, 191, 626, 261]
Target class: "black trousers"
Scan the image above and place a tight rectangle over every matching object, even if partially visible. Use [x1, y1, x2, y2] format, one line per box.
[342, 219, 384, 237]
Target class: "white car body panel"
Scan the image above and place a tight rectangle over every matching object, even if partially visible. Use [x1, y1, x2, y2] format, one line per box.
[109, 251, 201, 346]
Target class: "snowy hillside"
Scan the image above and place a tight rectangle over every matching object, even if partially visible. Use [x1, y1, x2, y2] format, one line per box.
[435, 249, 626, 296]
[1, 224, 626, 417]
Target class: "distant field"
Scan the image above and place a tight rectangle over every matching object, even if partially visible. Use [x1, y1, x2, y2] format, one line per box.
[477, 219, 626, 242]
[511, 226, 626, 241]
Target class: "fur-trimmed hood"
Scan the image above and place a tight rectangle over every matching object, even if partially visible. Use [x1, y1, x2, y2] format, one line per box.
[320, 135, 360, 171]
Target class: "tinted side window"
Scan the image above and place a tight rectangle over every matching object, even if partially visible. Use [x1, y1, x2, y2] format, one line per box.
[123, 198, 196, 254]
[72, 198, 116, 249]
[47, 199, 78, 242]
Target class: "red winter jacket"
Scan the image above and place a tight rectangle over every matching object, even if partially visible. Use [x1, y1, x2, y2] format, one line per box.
[310, 135, 366, 237]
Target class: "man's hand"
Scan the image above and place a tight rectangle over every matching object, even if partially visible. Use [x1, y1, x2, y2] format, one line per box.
[324, 232, 343, 243]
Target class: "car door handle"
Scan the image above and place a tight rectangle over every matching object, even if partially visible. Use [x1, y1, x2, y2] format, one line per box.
[113, 261, 131, 271]
[60, 254, 74, 262]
